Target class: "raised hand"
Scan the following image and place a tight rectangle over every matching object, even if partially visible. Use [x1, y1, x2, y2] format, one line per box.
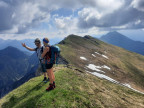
[21, 43, 26, 47]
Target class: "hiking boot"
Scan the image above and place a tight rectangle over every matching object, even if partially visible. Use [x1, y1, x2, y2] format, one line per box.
[53, 81, 56, 88]
[43, 77, 47, 81]
[46, 83, 54, 91]
[46, 78, 50, 82]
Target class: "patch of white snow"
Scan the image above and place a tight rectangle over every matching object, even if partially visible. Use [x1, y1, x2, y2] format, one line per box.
[80, 57, 87, 60]
[102, 55, 109, 59]
[92, 54, 96, 57]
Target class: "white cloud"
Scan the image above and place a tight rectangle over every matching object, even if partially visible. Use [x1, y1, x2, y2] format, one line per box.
[78, 0, 125, 20]
[131, 0, 144, 12]
[55, 17, 68, 29]
[77, 0, 126, 29]
[95, 0, 125, 13]
[78, 8, 102, 21]
[78, 0, 144, 30]
[12, 2, 51, 33]
[135, 20, 141, 25]
[53, 15, 78, 33]
[0, 1, 8, 7]
[0, 0, 125, 34]
[0, 0, 51, 34]
[0, 0, 144, 40]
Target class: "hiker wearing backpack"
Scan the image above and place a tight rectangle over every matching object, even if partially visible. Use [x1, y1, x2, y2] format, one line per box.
[41, 37, 57, 91]
[21, 38, 49, 82]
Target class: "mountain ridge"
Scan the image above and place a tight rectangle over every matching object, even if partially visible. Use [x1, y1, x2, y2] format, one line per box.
[58, 34, 144, 93]
[1, 34, 144, 107]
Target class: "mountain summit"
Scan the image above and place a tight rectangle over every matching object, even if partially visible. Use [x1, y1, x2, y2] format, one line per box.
[100, 31, 144, 55]
[100, 31, 131, 41]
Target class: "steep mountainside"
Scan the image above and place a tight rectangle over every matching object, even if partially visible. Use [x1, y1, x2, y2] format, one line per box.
[0, 47, 39, 98]
[58, 34, 144, 93]
[100, 31, 144, 55]
[0, 46, 29, 88]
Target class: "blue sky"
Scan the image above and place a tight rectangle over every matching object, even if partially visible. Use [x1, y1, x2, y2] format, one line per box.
[0, 0, 144, 41]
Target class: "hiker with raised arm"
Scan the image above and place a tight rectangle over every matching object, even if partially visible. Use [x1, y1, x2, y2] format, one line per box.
[21, 38, 49, 82]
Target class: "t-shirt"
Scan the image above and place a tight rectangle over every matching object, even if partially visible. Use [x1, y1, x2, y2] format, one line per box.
[35, 46, 45, 63]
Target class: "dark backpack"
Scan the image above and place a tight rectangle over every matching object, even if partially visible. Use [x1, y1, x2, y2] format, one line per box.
[44, 45, 60, 64]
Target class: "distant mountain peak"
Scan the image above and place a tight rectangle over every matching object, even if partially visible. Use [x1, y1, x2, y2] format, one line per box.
[0, 46, 28, 59]
[108, 31, 120, 34]
[106, 31, 124, 36]
[106, 31, 125, 37]
[2, 46, 21, 52]
[100, 31, 131, 40]
[6, 46, 18, 49]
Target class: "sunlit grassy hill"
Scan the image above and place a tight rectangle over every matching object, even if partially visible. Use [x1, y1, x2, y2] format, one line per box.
[58, 35, 144, 93]
[0, 66, 144, 108]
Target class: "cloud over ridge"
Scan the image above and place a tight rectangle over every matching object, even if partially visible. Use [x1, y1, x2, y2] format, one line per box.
[0, 0, 144, 39]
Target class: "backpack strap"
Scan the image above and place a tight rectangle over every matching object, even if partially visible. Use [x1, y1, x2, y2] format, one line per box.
[44, 45, 51, 64]
[35, 47, 38, 57]
[41, 46, 44, 53]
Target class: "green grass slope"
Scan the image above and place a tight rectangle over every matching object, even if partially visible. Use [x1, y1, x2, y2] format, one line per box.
[58, 35, 144, 92]
[0, 66, 144, 108]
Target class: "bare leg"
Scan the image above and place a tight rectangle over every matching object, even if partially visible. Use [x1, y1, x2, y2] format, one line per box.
[50, 68, 55, 81]
[46, 67, 55, 91]
[47, 68, 55, 83]
[47, 71, 49, 78]
[52, 70, 55, 81]
[47, 69, 52, 83]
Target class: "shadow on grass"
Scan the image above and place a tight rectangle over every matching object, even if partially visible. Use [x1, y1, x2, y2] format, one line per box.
[2, 81, 47, 108]
[15, 93, 43, 108]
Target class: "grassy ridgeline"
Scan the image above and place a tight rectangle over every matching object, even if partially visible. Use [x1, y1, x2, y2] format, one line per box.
[58, 35, 144, 91]
[0, 66, 144, 108]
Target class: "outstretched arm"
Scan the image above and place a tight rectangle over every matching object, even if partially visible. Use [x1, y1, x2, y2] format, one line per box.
[21, 43, 35, 51]
[41, 47, 49, 58]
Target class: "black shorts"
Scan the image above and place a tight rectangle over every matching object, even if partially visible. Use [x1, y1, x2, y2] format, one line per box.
[41, 63, 47, 72]
[45, 63, 53, 69]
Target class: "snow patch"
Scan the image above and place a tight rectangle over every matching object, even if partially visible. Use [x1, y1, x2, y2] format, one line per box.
[92, 54, 96, 57]
[86, 70, 144, 95]
[87, 64, 111, 72]
[122, 83, 144, 95]
[86, 71, 118, 83]
[80, 57, 87, 60]
[95, 52, 109, 59]
[102, 65, 111, 70]
[86, 64, 105, 73]
[95, 52, 101, 55]
[102, 55, 109, 59]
